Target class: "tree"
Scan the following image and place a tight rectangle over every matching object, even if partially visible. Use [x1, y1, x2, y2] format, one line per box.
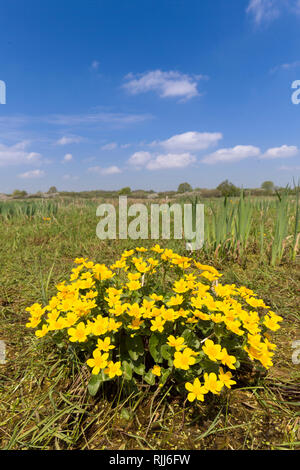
[12, 189, 28, 198]
[119, 186, 131, 195]
[217, 180, 240, 197]
[177, 182, 192, 193]
[47, 186, 58, 194]
[261, 181, 275, 194]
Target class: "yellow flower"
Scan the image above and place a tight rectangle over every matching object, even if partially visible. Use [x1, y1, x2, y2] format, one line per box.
[202, 339, 222, 362]
[86, 350, 109, 375]
[128, 272, 142, 281]
[128, 317, 144, 330]
[218, 368, 236, 389]
[219, 348, 236, 369]
[35, 324, 49, 338]
[151, 244, 164, 253]
[91, 315, 109, 336]
[263, 315, 281, 331]
[111, 259, 127, 270]
[150, 316, 166, 333]
[135, 261, 150, 273]
[185, 378, 207, 402]
[173, 279, 189, 294]
[193, 310, 210, 321]
[126, 280, 142, 291]
[150, 293, 163, 302]
[127, 303, 144, 318]
[166, 294, 184, 306]
[173, 349, 196, 370]
[225, 319, 244, 336]
[167, 335, 185, 351]
[152, 365, 161, 377]
[104, 361, 122, 378]
[203, 372, 224, 394]
[68, 322, 89, 342]
[96, 337, 115, 352]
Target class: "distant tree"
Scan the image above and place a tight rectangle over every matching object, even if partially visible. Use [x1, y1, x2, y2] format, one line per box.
[119, 186, 131, 195]
[47, 186, 58, 194]
[261, 181, 275, 194]
[217, 180, 240, 197]
[12, 189, 28, 198]
[177, 182, 192, 193]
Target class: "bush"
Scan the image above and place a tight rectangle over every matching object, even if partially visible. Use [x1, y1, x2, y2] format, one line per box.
[26, 245, 282, 402]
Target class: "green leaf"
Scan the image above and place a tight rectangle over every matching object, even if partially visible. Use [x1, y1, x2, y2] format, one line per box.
[122, 360, 133, 380]
[144, 370, 155, 385]
[149, 333, 163, 363]
[88, 373, 103, 396]
[160, 368, 171, 386]
[161, 344, 172, 360]
[120, 408, 131, 421]
[133, 361, 145, 375]
[125, 335, 144, 361]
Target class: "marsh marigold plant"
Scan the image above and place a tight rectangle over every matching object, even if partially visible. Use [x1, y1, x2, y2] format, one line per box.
[26, 245, 283, 401]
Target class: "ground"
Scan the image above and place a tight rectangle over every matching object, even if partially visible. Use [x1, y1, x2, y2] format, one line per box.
[0, 206, 299, 450]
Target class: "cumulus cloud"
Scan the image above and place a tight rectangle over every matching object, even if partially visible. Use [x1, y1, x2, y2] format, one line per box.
[101, 142, 118, 151]
[156, 131, 223, 152]
[63, 153, 73, 162]
[123, 70, 205, 101]
[146, 153, 196, 170]
[87, 165, 122, 175]
[56, 135, 83, 145]
[18, 169, 45, 179]
[202, 145, 261, 164]
[0, 141, 42, 167]
[260, 145, 299, 159]
[128, 151, 152, 168]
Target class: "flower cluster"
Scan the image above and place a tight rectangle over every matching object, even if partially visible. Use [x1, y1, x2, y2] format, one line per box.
[26, 245, 282, 401]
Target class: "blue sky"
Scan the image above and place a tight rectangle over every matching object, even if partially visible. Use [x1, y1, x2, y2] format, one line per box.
[0, 0, 300, 193]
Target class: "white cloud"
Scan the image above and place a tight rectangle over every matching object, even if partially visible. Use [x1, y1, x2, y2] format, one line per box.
[18, 169, 45, 179]
[260, 145, 299, 159]
[247, 0, 300, 24]
[128, 151, 152, 167]
[87, 165, 122, 175]
[0, 141, 42, 167]
[202, 145, 261, 164]
[157, 131, 223, 152]
[46, 111, 151, 126]
[101, 142, 118, 151]
[56, 135, 83, 145]
[63, 153, 73, 162]
[246, 0, 281, 24]
[63, 174, 79, 181]
[123, 70, 205, 101]
[121, 143, 132, 149]
[146, 153, 196, 170]
[270, 60, 300, 74]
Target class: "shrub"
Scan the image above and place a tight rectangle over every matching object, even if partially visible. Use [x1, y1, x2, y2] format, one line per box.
[26, 245, 282, 401]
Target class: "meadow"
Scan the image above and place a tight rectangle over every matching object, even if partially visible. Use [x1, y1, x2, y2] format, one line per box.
[0, 194, 299, 450]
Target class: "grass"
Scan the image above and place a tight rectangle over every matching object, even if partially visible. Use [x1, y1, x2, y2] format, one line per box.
[0, 197, 299, 450]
